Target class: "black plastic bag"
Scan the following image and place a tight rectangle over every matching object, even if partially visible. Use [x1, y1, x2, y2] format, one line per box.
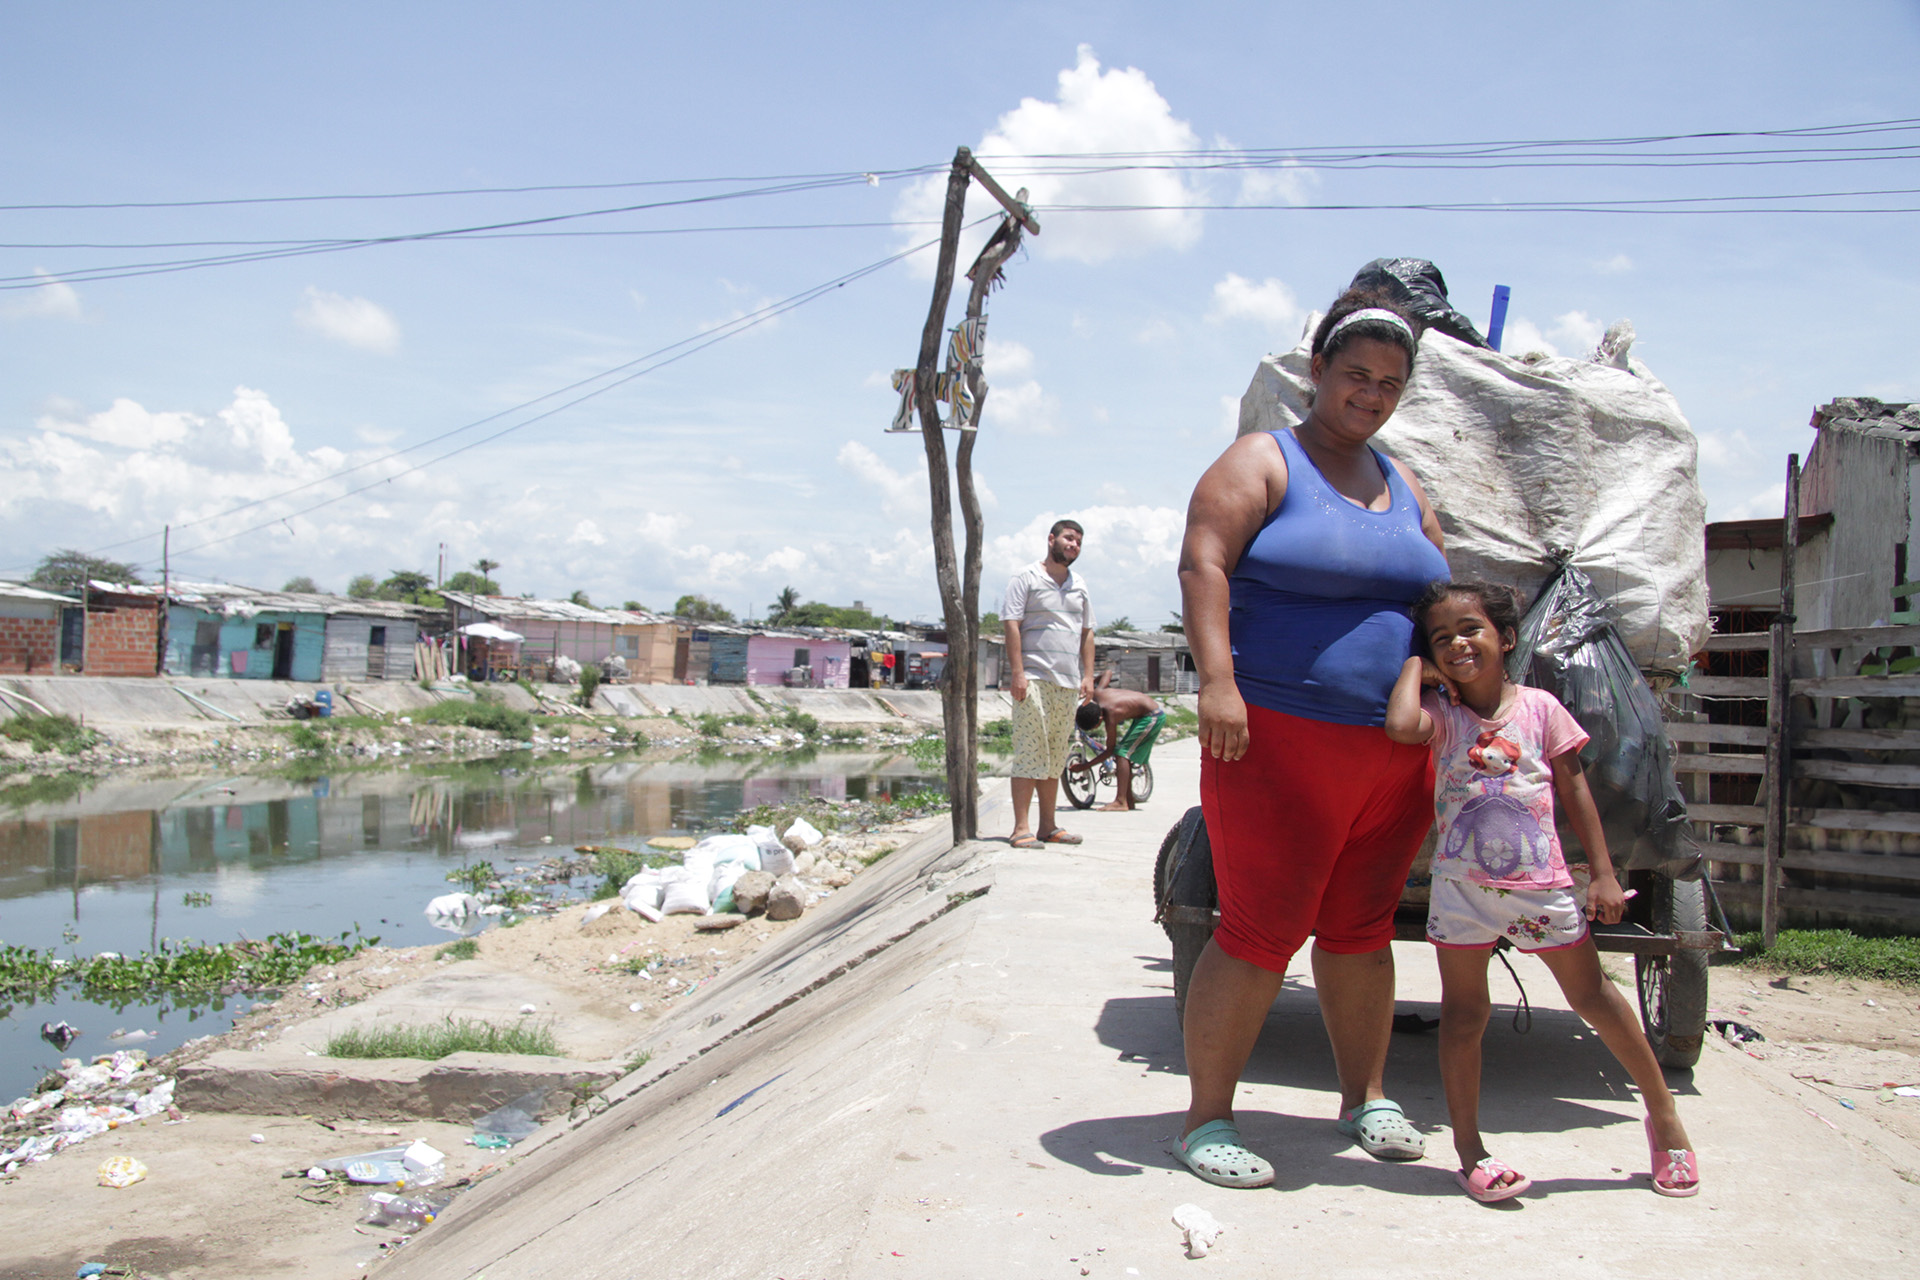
[1511, 565, 1702, 880]
[1347, 258, 1489, 349]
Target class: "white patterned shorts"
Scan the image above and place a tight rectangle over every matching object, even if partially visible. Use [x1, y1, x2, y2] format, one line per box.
[1010, 679, 1079, 780]
[1426, 877, 1589, 953]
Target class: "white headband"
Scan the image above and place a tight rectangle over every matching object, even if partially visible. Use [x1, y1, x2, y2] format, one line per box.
[1327, 307, 1415, 344]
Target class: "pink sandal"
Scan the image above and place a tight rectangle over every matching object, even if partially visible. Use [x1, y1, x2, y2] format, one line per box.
[1456, 1156, 1531, 1203]
[1644, 1117, 1700, 1197]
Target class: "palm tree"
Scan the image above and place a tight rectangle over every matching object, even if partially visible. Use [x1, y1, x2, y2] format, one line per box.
[770, 585, 801, 623]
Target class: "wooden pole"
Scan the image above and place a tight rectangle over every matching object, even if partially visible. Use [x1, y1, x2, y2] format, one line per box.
[914, 148, 975, 843]
[954, 218, 1027, 838]
[1763, 453, 1800, 947]
[159, 524, 171, 676]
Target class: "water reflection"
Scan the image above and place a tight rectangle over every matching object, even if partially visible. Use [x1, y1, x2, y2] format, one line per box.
[0, 751, 940, 1101]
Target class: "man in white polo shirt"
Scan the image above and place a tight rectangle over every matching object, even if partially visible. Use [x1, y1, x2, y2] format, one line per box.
[1003, 518, 1096, 847]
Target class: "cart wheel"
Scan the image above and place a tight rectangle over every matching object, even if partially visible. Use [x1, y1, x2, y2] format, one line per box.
[1635, 876, 1709, 1069]
[1155, 807, 1216, 1029]
[1129, 761, 1155, 806]
[1061, 749, 1099, 809]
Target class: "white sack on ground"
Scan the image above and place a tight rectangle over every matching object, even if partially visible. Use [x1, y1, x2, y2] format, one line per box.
[1239, 322, 1709, 672]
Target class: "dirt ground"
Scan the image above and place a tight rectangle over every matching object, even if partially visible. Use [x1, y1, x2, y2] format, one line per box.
[1703, 962, 1920, 1153]
[0, 822, 931, 1280]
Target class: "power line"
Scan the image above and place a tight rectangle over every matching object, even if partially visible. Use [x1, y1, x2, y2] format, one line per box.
[51, 226, 974, 572]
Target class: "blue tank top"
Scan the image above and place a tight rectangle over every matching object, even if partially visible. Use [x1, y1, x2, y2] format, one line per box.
[1230, 430, 1450, 726]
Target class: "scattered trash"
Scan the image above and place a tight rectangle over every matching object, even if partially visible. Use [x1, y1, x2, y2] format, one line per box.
[106, 1029, 156, 1046]
[425, 892, 486, 919]
[473, 1093, 543, 1147]
[250, 1133, 266, 1143]
[41, 1021, 81, 1051]
[1896, 1086, 1920, 1098]
[473, 1132, 513, 1150]
[1172, 1203, 1224, 1259]
[1840, 1099, 1857, 1111]
[345, 1159, 409, 1184]
[96, 1155, 148, 1188]
[77, 1264, 107, 1278]
[402, 1139, 446, 1186]
[1711, 1019, 1765, 1045]
[782, 817, 824, 852]
[362, 1190, 439, 1233]
[3, 1052, 175, 1174]
[518, 1003, 538, 1014]
[307, 1166, 329, 1181]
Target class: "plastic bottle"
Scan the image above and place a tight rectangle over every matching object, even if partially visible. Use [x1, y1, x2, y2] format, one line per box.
[363, 1191, 437, 1233]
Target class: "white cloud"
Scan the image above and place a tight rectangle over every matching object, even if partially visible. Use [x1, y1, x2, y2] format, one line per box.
[1, 270, 82, 321]
[837, 440, 925, 517]
[1717, 482, 1786, 521]
[759, 545, 808, 575]
[1549, 310, 1605, 355]
[980, 338, 1060, 435]
[1694, 429, 1752, 470]
[1595, 253, 1634, 274]
[987, 504, 1186, 626]
[568, 519, 607, 546]
[896, 46, 1204, 270]
[1499, 317, 1558, 358]
[294, 287, 401, 354]
[1209, 273, 1304, 332]
[1235, 159, 1317, 207]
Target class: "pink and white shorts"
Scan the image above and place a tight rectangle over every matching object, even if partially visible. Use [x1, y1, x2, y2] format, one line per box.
[1426, 877, 1588, 953]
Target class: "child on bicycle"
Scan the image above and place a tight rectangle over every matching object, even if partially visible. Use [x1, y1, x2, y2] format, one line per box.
[1385, 580, 1699, 1203]
[1072, 674, 1165, 811]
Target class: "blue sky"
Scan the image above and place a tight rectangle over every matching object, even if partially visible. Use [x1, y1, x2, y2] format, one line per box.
[3, 2, 1916, 627]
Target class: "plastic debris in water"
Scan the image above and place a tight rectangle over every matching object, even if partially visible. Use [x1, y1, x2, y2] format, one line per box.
[41, 1021, 81, 1051]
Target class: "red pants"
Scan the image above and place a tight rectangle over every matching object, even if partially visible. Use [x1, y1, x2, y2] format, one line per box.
[1200, 702, 1434, 971]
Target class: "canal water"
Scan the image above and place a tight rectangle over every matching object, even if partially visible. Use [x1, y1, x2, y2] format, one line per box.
[0, 751, 941, 1102]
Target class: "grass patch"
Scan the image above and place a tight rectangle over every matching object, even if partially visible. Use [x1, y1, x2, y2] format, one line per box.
[1, 712, 98, 755]
[446, 861, 499, 894]
[979, 717, 1014, 753]
[287, 724, 328, 753]
[907, 733, 944, 766]
[439, 938, 479, 961]
[1734, 928, 1920, 987]
[1162, 702, 1198, 738]
[624, 1049, 653, 1074]
[585, 846, 673, 899]
[857, 842, 897, 866]
[324, 1016, 559, 1059]
[776, 706, 820, 738]
[413, 698, 534, 739]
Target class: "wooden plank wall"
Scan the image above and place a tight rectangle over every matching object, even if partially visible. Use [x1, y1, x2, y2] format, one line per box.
[1671, 621, 1920, 930]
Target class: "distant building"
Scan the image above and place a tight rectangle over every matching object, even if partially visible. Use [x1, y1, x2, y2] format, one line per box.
[442, 592, 681, 683]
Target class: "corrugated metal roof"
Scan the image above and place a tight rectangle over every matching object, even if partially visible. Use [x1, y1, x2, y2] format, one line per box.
[94, 579, 435, 620]
[440, 591, 673, 627]
[0, 581, 76, 603]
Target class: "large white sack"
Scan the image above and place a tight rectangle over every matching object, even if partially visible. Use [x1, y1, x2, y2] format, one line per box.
[657, 866, 711, 915]
[1238, 322, 1709, 672]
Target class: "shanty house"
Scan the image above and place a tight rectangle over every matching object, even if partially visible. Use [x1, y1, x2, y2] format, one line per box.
[0, 582, 71, 675]
[443, 593, 680, 683]
[743, 631, 852, 687]
[1093, 630, 1193, 694]
[145, 583, 427, 681]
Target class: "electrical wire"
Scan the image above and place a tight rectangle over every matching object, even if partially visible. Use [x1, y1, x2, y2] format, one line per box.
[55, 224, 977, 571]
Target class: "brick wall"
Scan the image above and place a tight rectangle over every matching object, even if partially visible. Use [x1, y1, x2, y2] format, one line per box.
[0, 616, 58, 674]
[83, 603, 160, 677]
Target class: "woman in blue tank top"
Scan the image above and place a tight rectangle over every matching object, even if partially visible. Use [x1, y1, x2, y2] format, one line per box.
[1172, 290, 1451, 1188]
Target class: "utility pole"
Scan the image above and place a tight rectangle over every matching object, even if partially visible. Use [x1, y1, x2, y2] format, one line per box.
[897, 146, 1040, 843]
[159, 524, 171, 676]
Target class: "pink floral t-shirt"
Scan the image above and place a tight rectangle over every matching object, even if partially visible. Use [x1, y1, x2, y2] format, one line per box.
[1422, 685, 1590, 890]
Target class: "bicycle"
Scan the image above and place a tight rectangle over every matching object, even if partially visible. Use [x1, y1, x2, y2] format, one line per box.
[1060, 724, 1154, 810]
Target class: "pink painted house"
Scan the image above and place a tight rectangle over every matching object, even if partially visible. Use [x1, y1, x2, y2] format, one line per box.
[743, 633, 852, 688]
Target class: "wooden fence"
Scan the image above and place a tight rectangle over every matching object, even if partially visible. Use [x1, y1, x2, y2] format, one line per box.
[1664, 450, 1920, 940]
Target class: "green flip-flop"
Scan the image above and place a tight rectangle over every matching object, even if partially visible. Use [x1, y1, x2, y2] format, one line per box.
[1177, 1119, 1274, 1188]
[1336, 1099, 1426, 1161]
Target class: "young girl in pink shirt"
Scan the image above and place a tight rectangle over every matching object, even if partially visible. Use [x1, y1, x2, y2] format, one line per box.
[1386, 580, 1700, 1203]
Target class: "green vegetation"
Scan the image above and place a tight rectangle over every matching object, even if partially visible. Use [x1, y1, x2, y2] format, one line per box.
[30, 548, 140, 591]
[617, 950, 663, 974]
[182, 891, 213, 908]
[1, 712, 99, 755]
[623, 600, 645, 612]
[445, 861, 499, 894]
[282, 575, 321, 593]
[980, 718, 1013, 752]
[569, 588, 593, 606]
[439, 937, 479, 961]
[324, 1016, 559, 1059]
[624, 1049, 653, 1074]
[1162, 702, 1199, 738]
[726, 783, 946, 838]
[578, 665, 602, 708]
[674, 594, 735, 622]
[1735, 929, 1920, 987]
[857, 842, 897, 867]
[287, 724, 328, 753]
[907, 733, 944, 766]
[586, 846, 673, 899]
[1096, 616, 1137, 635]
[444, 569, 501, 595]
[0, 929, 373, 998]
[413, 698, 533, 739]
[776, 706, 819, 738]
[695, 712, 755, 737]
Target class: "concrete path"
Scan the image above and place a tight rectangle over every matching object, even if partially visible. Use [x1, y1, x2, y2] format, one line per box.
[385, 739, 1916, 1278]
